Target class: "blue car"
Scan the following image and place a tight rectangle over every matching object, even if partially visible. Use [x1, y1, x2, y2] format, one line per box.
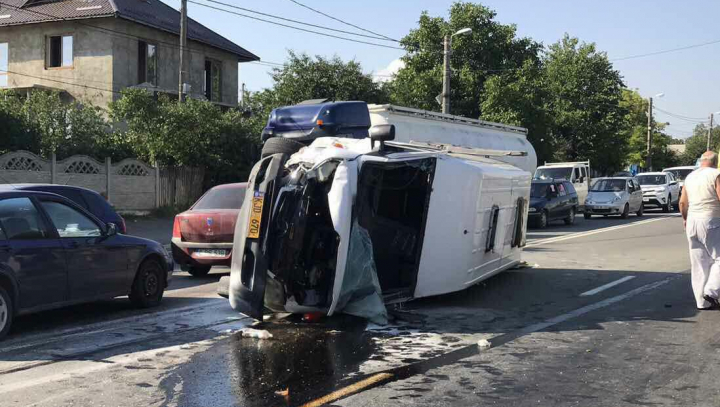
[0, 190, 173, 339]
[529, 179, 579, 228]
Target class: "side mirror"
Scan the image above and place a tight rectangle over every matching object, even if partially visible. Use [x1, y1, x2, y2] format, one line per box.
[370, 124, 395, 151]
[105, 222, 118, 237]
[670, 181, 677, 186]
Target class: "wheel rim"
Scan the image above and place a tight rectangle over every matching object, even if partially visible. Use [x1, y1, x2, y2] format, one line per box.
[144, 267, 160, 298]
[0, 295, 7, 332]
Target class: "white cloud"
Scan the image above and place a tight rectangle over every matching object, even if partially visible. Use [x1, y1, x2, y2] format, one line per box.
[373, 58, 405, 83]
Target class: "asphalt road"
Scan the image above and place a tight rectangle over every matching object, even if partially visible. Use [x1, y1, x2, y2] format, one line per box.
[0, 209, 706, 407]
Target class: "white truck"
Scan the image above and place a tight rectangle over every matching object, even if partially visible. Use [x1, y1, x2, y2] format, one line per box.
[534, 161, 591, 208]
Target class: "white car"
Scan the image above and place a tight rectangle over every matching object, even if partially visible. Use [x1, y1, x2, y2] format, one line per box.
[584, 177, 644, 219]
[636, 172, 680, 212]
[227, 130, 533, 323]
[534, 161, 591, 209]
[662, 165, 696, 195]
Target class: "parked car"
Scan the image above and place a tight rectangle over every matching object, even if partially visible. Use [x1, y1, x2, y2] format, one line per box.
[1, 184, 126, 234]
[534, 161, 591, 209]
[584, 177, 644, 218]
[171, 183, 247, 277]
[528, 179, 579, 228]
[0, 190, 172, 339]
[636, 172, 680, 212]
[662, 166, 696, 195]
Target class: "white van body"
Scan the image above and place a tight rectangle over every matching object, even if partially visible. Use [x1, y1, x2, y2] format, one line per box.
[368, 104, 538, 174]
[534, 161, 591, 207]
[228, 137, 532, 323]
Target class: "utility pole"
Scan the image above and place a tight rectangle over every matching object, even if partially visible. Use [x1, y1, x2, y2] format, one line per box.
[442, 34, 450, 115]
[646, 97, 653, 171]
[708, 113, 715, 151]
[178, 0, 188, 102]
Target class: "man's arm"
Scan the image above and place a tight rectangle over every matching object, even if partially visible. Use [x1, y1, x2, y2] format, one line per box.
[680, 181, 690, 227]
[715, 175, 720, 202]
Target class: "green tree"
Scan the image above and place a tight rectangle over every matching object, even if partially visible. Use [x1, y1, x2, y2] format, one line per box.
[682, 124, 720, 165]
[388, 1, 541, 118]
[620, 89, 678, 170]
[543, 35, 627, 174]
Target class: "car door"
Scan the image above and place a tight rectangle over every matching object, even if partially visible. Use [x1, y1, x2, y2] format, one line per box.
[667, 173, 679, 203]
[553, 182, 569, 219]
[37, 197, 128, 300]
[0, 196, 68, 310]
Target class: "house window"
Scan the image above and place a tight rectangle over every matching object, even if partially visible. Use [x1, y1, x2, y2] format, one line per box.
[204, 59, 221, 102]
[47, 35, 73, 68]
[138, 41, 157, 85]
[0, 42, 7, 87]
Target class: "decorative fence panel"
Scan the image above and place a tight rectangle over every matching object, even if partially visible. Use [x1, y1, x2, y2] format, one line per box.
[0, 151, 204, 212]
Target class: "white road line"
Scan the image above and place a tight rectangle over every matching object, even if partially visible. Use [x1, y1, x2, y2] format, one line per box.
[579, 276, 636, 297]
[526, 216, 673, 247]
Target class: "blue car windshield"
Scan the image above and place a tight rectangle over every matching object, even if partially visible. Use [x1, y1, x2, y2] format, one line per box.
[591, 179, 626, 192]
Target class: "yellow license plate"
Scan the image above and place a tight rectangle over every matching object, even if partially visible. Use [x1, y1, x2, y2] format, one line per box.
[247, 191, 265, 239]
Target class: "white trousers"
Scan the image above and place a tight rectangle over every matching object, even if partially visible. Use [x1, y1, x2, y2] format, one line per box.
[687, 217, 720, 308]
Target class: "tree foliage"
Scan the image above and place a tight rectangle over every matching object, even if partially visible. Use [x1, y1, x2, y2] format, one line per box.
[388, 2, 541, 119]
[682, 124, 720, 165]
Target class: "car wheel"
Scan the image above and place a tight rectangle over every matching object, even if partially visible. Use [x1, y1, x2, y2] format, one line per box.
[188, 266, 211, 277]
[636, 203, 644, 217]
[0, 286, 13, 340]
[564, 207, 576, 225]
[620, 203, 630, 219]
[538, 211, 548, 229]
[129, 259, 165, 308]
[662, 196, 670, 213]
[584, 213, 591, 220]
[261, 137, 305, 159]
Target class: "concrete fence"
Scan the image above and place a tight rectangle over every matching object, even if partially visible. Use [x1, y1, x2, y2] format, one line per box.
[0, 151, 202, 212]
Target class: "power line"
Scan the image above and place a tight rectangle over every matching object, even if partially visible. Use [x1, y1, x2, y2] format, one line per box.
[286, 0, 397, 42]
[187, 0, 395, 42]
[186, 0, 403, 50]
[654, 107, 710, 123]
[0, 69, 119, 94]
[611, 38, 720, 62]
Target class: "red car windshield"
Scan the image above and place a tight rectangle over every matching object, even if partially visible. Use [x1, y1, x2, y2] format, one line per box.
[193, 187, 245, 210]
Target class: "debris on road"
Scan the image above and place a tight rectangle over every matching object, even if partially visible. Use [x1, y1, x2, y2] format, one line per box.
[477, 338, 492, 349]
[241, 328, 274, 339]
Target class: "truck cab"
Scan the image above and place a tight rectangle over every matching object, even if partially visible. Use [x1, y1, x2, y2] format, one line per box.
[534, 161, 591, 209]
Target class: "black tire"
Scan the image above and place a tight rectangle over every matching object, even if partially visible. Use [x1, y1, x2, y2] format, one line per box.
[0, 286, 13, 340]
[538, 211, 548, 229]
[584, 213, 591, 220]
[564, 207, 576, 225]
[129, 259, 165, 308]
[636, 203, 644, 217]
[261, 137, 305, 159]
[188, 266, 211, 277]
[620, 203, 630, 219]
[662, 196, 670, 213]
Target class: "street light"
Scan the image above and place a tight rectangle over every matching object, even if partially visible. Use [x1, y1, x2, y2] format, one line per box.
[442, 27, 472, 114]
[646, 92, 664, 171]
[707, 110, 720, 151]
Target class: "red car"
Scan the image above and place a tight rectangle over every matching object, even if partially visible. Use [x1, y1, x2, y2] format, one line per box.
[171, 183, 247, 277]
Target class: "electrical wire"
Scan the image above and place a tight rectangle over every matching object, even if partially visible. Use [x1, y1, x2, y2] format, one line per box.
[286, 0, 398, 42]
[0, 68, 119, 94]
[186, 0, 403, 50]
[193, 0, 395, 42]
[611, 38, 720, 62]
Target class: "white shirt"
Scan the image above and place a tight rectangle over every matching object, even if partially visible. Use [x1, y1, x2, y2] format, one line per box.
[685, 166, 720, 218]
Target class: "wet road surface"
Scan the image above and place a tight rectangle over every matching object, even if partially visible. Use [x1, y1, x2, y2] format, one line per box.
[0, 210, 708, 407]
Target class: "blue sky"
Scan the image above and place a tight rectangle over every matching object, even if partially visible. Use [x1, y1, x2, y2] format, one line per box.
[173, 0, 720, 139]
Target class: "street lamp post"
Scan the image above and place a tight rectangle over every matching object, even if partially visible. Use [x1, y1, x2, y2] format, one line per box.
[442, 27, 472, 115]
[707, 111, 720, 151]
[646, 92, 664, 171]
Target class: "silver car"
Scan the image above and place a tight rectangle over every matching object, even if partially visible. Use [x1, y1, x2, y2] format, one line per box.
[584, 177, 644, 219]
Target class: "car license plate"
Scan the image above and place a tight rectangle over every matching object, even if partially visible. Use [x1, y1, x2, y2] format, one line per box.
[194, 249, 227, 257]
[643, 198, 650, 202]
[247, 191, 265, 239]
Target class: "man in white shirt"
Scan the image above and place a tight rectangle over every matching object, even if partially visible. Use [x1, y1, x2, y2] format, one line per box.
[679, 151, 720, 309]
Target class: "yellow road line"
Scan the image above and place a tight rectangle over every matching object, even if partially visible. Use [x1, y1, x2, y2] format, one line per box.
[300, 372, 394, 407]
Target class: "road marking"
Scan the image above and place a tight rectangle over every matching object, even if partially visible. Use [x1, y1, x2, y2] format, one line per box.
[580, 276, 636, 296]
[301, 275, 678, 405]
[526, 216, 673, 247]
